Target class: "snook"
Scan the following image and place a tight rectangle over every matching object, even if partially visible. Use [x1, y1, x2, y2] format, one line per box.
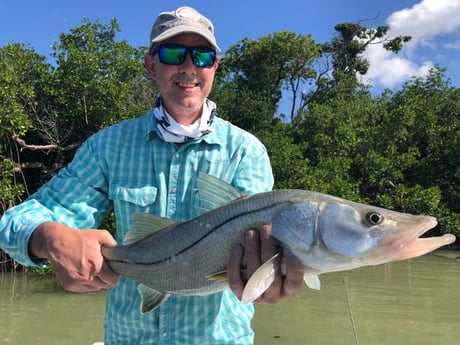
[102, 174, 456, 313]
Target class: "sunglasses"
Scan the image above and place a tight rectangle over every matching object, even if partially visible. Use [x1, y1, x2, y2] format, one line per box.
[153, 44, 217, 68]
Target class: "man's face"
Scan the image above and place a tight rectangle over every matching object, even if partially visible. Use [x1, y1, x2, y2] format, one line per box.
[144, 33, 218, 124]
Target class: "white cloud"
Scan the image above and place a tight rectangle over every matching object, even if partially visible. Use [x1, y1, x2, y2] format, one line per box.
[363, 45, 433, 87]
[387, 0, 460, 52]
[364, 0, 460, 89]
[444, 41, 460, 50]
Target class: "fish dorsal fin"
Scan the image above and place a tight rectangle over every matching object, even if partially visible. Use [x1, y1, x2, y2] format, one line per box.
[123, 213, 177, 245]
[137, 284, 170, 314]
[304, 274, 321, 290]
[196, 172, 244, 213]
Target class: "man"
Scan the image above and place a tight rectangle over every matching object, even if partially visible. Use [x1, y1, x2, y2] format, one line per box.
[0, 6, 303, 344]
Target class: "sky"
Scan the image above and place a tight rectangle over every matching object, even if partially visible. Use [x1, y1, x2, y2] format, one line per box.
[1, 0, 460, 92]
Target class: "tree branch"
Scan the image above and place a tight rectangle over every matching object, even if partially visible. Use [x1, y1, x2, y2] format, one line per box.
[12, 135, 82, 152]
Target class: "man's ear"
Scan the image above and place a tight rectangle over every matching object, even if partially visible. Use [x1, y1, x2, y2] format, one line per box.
[144, 54, 156, 80]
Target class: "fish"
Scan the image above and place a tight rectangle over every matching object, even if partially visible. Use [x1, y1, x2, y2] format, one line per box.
[101, 173, 456, 313]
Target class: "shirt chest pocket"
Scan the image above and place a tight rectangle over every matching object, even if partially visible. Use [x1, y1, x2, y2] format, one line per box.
[109, 184, 158, 215]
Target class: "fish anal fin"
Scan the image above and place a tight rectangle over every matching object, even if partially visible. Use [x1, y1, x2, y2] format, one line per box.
[241, 254, 279, 304]
[304, 274, 321, 290]
[137, 284, 170, 314]
[124, 214, 177, 245]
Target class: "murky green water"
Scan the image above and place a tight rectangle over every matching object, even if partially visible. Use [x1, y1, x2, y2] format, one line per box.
[252, 250, 460, 345]
[1, 251, 459, 345]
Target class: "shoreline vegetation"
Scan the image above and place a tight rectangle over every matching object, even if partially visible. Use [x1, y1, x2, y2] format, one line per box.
[0, 252, 52, 275]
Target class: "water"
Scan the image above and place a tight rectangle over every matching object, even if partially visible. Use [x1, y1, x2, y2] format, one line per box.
[1, 251, 459, 345]
[252, 251, 460, 345]
[0, 274, 106, 345]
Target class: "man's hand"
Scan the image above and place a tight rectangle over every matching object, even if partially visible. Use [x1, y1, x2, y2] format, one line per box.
[29, 222, 120, 292]
[227, 224, 304, 303]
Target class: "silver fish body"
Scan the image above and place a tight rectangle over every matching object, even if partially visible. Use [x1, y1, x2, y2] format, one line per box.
[104, 190, 301, 295]
[102, 174, 456, 313]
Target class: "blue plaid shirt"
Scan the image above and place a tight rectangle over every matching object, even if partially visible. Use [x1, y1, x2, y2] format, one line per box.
[0, 107, 274, 345]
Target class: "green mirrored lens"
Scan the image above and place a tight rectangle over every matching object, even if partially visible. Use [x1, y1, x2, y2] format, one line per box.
[192, 48, 216, 67]
[158, 45, 215, 68]
[159, 46, 186, 65]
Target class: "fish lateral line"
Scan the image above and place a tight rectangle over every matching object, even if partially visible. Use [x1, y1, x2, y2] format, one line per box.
[119, 201, 289, 265]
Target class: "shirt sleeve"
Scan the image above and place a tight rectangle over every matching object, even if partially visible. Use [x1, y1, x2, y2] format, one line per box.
[0, 137, 112, 267]
[232, 136, 274, 196]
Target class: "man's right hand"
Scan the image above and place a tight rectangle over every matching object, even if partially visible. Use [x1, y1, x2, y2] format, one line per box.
[29, 222, 120, 292]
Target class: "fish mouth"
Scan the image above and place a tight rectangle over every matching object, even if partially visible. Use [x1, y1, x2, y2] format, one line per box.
[379, 216, 456, 261]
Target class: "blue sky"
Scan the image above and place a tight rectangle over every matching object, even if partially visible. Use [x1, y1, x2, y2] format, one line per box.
[1, 0, 459, 91]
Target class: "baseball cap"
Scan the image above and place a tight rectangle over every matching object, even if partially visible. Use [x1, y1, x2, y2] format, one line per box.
[149, 6, 220, 52]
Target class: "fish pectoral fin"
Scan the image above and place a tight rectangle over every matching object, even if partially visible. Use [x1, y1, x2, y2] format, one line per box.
[303, 274, 321, 290]
[137, 284, 170, 314]
[241, 254, 279, 304]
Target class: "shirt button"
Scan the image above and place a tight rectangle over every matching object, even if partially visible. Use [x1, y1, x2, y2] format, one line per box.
[162, 332, 167, 337]
[175, 153, 180, 158]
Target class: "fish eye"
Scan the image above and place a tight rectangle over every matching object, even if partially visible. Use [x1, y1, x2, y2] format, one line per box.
[366, 212, 384, 225]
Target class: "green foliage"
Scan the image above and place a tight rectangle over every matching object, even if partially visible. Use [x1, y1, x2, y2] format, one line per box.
[375, 184, 442, 215]
[211, 82, 275, 133]
[0, 19, 158, 199]
[0, 43, 45, 137]
[375, 67, 460, 234]
[0, 43, 49, 210]
[215, 31, 321, 125]
[292, 66, 459, 236]
[47, 18, 157, 141]
[324, 23, 411, 78]
[292, 79, 370, 200]
[0, 159, 25, 213]
[255, 122, 309, 190]
[26, 263, 54, 275]
[100, 210, 117, 235]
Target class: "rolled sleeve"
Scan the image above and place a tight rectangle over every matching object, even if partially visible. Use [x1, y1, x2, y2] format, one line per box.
[0, 203, 55, 267]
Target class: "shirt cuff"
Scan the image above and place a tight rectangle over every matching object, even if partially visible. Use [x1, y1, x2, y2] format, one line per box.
[2, 211, 51, 268]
